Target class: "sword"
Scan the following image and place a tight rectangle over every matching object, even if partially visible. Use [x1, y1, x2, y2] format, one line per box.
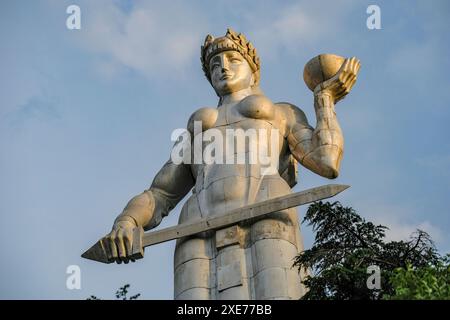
[82, 184, 349, 263]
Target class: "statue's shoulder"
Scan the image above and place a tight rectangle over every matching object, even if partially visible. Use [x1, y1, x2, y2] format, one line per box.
[275, 102, 309, 128]
[187, 107, 218, 134]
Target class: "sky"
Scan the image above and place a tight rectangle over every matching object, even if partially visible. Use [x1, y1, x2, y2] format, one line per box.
[0, 0, 449, 299]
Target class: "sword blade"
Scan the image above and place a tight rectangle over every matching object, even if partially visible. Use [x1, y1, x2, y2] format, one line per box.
[143, 183, 348, 247]
[82, 184, 349, 263]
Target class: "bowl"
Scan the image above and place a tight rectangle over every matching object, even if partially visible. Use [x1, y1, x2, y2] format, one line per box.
[303, 54, 345, 91]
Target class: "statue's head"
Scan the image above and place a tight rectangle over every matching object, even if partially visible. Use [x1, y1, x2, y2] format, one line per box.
[201, 28, 261, 99]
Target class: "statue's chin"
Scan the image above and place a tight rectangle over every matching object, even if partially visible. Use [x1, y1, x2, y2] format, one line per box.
[214, 80, 233, 93]
[219, 86, 253, 98]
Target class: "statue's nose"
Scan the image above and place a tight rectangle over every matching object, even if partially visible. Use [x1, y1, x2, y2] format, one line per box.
[221, 57, 230, 72]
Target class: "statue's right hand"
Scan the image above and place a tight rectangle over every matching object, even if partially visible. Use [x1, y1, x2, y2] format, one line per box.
[103, 219, 140, 264]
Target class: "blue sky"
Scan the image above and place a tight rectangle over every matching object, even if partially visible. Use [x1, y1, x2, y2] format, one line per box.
[1, 0, 449, 299]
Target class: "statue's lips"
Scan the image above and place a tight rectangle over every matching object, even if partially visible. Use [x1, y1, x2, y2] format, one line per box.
[220, 74, 233, 80]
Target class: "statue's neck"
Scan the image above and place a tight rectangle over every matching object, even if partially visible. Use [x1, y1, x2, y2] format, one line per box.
[219, 87, 253, 106]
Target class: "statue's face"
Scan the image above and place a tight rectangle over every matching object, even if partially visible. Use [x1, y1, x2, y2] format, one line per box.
[209, 50, 254, 96]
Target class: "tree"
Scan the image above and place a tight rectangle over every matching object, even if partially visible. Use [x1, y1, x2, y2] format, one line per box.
[294, 201, 448, 300]
[87, 284, 141, 300]
[385, 255, 450, 300]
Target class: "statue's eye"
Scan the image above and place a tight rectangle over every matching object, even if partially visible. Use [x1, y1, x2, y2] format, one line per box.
[211, 63, 220, 71]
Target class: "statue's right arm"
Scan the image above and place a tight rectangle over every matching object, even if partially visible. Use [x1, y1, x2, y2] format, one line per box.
[118, 160, 195, 230]
[104, 160, 195, 263]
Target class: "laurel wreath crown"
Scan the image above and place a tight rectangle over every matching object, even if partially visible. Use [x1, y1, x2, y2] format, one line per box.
[201, 28, 261, 85]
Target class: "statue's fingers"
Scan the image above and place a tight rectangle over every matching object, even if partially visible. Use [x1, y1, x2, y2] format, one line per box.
[343, 76, 356, 95]
[335, 91, 346, 102]
[115, 229, 126, 263]
[349, 58, 359, 74]
[338, 87, 350, 101]
[343, 58, 353, 74]
[338, 70, 346, 83]
[123, 229, 133, 258]
[338, 71, 354, 90]
[355, 60, 361, 74]
[338, 58, 350, 75]
[107, 233, 119, 261]
[119, 229, 131, 264]
[340, 70, 352, 85]
[349, 57, 360, 74]
[337, 82, 355, 101]
[334, 93, 345, 103]
[347, 77, 357, 92]
[336, 78, 354, 100]
[344, 58, 359, 80]
[343, 57, 354, 72]
[333, 86, 347, 101]
[344, 73, 356, 87]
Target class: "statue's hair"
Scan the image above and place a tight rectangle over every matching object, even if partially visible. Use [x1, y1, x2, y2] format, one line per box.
[201, 28, 261, 86]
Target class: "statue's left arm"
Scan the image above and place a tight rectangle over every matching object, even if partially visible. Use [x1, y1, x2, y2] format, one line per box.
[287, 57, 360, 179]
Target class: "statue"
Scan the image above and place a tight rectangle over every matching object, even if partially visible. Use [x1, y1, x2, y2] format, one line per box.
[94, 28, 360, 299]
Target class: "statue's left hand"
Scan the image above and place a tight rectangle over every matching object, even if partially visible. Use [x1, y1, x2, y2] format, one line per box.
[315, 57, 361, 103]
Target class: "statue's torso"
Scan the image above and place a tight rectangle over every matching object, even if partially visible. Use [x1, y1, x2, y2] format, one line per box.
[187, 94, 293, 217]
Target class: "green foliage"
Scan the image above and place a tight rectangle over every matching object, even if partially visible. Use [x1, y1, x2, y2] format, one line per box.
[87, 284, 141, 300]
[384, 256, 450, 300]
[294, 201, 447, 300]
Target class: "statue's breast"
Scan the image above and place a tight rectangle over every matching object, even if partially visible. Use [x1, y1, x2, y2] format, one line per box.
[187, 107, 218, 134]
[237, 94, 275, 120]
[187, 95, 280, 134]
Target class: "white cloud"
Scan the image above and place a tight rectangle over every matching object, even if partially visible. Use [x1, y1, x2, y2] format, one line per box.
[247, 0, 358, 57]
[355, 202, 444, 244]
[379, 218, 443, 244]
[71, 0, 362, 79]
[77, 0, 208, 79]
